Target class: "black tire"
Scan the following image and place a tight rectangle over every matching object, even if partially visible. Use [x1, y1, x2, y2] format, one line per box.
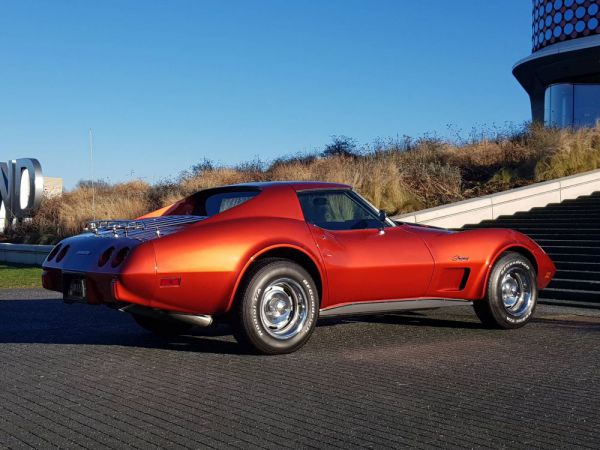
[474, 252, 538, 329]
[132, 313, 194, 337]
[231, 258, 319, 355]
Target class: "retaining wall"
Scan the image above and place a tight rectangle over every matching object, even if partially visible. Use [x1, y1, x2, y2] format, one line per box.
[0, 243, 53, 266]
[393, 168, 600, 228]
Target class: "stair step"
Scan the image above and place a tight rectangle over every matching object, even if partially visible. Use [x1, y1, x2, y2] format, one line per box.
[535, 240, 600, 247]
[541, 206, 600, 211]
[552, 270, 600, 281]
[543, 246, 600, 255]
[464, 229, 600, 236]
[513, 217, 600, 222]
[539, 287, 600, 303]
[538, 298, 600, 308]
[528, 211, 600, 216]
[512, 229, 600, 233]
[526, 234, 600, 240]
[548, 254, 600, 262]
[462, 229, 600, 237]
[512, 210, 600, 214]
[480, 220, 600, 225]
[463, 230, 600, 239]
[476, 223, 600, 229]
[548, 278, 600, 291]
[555, 261, 600, 271]
[508, 215, 600, 220]
[464, 223, 600, 228]
[529, 206, 600, 210]
[526, 201, 596, 205]
[561, 198, 600, 203]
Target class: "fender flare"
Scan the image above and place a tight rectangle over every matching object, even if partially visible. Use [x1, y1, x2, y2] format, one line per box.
[225, 243, 326, 312]
[478, 244, 539, 299]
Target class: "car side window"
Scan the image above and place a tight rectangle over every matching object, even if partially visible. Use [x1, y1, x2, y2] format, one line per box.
[298, 191, 382, 230]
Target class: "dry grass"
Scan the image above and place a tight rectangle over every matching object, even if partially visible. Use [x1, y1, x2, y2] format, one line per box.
[534, 126, 600, 180]
[9, 123, 600, 244]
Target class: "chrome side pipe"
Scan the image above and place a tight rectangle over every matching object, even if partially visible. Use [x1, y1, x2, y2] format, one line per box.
[119, 304, 213, 327]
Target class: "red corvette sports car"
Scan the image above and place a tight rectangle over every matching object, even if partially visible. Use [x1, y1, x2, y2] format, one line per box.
[42, 182, 555, 354]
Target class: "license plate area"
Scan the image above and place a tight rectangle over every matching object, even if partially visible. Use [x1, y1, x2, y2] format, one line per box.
[63, 272, 87, 303]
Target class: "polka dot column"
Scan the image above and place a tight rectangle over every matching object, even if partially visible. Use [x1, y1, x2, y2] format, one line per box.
[532, 0, 600, 51]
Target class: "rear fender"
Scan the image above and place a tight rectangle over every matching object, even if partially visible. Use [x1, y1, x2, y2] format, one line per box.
[225, 243, 326, 313]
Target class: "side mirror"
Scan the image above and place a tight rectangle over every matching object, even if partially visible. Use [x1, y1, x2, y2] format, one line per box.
[378, 210, 387, 222]
[378, 210, 387, 235]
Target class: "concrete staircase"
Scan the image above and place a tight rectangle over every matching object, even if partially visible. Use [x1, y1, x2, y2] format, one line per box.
[463, 192, 600, 308]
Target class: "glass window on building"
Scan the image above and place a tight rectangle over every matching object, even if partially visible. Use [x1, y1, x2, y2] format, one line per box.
[574, 85, 600, 127]
[545, 83, 600, 128]
[544, 84, 573, 127]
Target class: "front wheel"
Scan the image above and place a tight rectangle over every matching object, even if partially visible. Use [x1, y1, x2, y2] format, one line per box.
[231, 258, 319, 354]
[474, 252, 538, 329]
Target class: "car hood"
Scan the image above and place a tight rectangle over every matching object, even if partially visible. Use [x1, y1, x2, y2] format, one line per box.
[403, 222, 456, 236]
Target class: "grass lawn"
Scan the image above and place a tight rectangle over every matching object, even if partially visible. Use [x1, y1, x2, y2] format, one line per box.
[0, 264, 42, 289]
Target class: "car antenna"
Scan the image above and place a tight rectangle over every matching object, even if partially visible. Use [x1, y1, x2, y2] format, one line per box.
[89, 128, 96, 221]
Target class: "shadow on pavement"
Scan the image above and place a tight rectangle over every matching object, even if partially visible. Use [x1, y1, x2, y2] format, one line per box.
[0, 295, 492, 354]
[329, 311, 485, 329]
[12, 294, 598, 354]
[0, 297, 250, 355]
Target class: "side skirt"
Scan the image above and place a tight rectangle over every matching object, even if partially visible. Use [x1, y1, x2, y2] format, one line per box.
[319, 298, 472, 318]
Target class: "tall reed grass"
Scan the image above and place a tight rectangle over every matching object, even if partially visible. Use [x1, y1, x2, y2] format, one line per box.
[9, 123, 599, 244]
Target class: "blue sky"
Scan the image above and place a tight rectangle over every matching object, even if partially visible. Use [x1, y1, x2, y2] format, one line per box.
[0, 0, 532, 188]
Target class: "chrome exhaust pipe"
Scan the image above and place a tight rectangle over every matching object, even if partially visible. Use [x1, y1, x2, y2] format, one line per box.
[168, 311, 213, 327]
[119, 304, 213, 327]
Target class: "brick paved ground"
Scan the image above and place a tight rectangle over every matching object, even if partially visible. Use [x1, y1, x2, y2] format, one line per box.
[0, 289, 599, 449]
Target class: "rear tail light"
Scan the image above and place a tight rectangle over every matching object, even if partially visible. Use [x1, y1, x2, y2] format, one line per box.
[55, 245, 70, 263]
[111, 247, 130, 267]
[98, 246, 115, 267]
[47, 244, 62, 261]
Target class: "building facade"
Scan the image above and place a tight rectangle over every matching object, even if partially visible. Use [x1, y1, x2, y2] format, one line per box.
[514, 0, 600, 127]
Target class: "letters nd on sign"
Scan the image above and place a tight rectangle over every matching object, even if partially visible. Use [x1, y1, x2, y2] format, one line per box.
[0, 158, 43, 220]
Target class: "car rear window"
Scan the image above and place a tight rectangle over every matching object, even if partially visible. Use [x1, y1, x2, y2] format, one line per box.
[168, 188, 260, 217]
[203, 191, 258, 216]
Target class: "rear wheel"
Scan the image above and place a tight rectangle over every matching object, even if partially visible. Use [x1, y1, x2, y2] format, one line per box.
[231, 258, 319, 354]
[132, 314, 193, 337]
[474, 252, 538, 329]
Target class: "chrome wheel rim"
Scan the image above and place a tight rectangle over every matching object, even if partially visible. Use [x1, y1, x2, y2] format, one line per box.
[259, 278, 308, 340]
[500, 267, 534, 317]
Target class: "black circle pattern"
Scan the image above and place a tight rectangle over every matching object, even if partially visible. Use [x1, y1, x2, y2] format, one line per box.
[532, 0, 600, 52]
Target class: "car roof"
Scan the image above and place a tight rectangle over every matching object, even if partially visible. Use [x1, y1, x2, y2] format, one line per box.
[226, 181, 352, 191]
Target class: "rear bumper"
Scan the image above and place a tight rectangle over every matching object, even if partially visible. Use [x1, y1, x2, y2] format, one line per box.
[42, 267, 220, 316]
[43, 268, 214, 327]
[42, 268, 152, 308]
